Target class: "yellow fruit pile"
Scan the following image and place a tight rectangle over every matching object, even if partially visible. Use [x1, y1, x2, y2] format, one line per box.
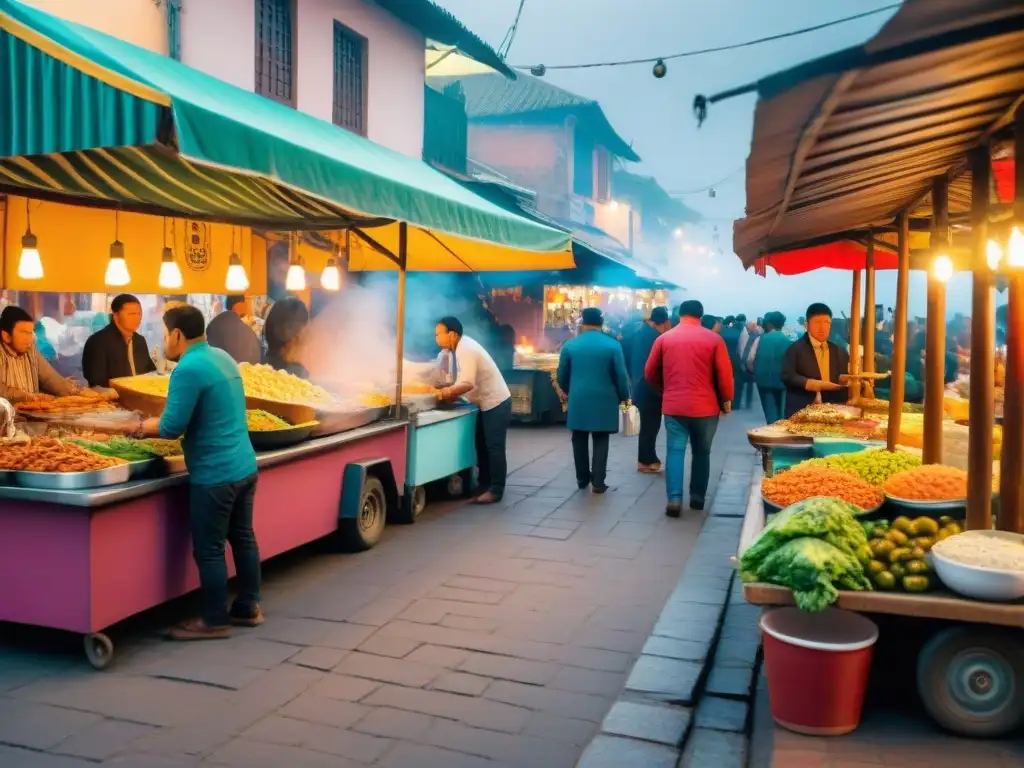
[238, 364, 334, 405]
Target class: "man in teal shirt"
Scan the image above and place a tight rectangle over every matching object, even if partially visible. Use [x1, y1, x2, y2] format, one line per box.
[134, 306, 261, 640]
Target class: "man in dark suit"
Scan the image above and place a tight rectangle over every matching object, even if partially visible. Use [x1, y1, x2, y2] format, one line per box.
[628, 306, 672, 473]
[781, 302, 849, 418]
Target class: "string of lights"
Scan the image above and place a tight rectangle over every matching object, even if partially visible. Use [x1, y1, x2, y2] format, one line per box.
[515, 3, 899, 78]
[668, 166, 745, 196]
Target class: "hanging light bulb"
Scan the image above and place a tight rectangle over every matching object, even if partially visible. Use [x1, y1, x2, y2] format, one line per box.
[104, 210, 130, 287]
[285, 233, 306, 291]
[158, 218, 183, 289]
[931, 253, 954, 283]
[18, 199, 43, 280]
[321, 257, 341, 291]
[652, 59, 667, 79]
[986, 239, 1004, 272]
[1008, 225, 1024, 270]
[225, 227, 249, 291]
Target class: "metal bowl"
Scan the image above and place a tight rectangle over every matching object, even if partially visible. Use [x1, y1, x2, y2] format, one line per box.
[249, 424, 316, 451]
[931, 531, 1024, 601]
[885, 493, 967, 514]
[761, 495, 882, 518]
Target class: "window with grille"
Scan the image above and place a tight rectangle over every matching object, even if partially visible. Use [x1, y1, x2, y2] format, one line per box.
[333, 21, 367, 135]
[255, 0, 294, 105]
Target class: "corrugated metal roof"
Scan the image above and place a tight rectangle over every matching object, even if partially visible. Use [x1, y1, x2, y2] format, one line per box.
[707, 0, 1024, 266]
[428, 73, 641, 162]
[375, 0, 516, 79]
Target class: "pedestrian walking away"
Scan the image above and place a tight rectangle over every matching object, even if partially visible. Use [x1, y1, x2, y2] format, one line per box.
[781, 302, 849, 418]
[628, 305, 672, 473]
[130, 305, 261, 640]
[645, 299, 733, 517]
[434, 316, 513, 504]
[747, 311, 791, 424]
[557, 307, 631, 493]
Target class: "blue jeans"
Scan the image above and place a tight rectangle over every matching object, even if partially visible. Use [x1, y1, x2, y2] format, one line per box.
[664, 415, 720, 503]
[758, 387, 785, 424]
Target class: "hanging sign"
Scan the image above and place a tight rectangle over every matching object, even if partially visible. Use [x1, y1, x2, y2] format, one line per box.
[184, 221, 211, 272]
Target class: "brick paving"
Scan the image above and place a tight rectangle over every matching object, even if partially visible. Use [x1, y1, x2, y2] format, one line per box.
[0, 410, 761, 767]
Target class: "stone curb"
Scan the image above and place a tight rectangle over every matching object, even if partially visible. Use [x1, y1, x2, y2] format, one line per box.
[576, 460, 766, 768]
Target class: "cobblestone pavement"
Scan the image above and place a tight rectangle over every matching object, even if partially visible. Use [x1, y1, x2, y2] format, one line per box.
[750, 653, 1024, 768]
[0, 410, 761, 767]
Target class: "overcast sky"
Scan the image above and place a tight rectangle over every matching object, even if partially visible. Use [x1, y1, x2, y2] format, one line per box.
[436, 0, 991, 322]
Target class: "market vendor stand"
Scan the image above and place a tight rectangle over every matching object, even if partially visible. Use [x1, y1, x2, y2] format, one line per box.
[699, 0, 1024, 737]
[0, 1, 572, 668]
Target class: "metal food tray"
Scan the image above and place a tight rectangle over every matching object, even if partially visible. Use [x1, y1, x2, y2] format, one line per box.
[762, 495, 882, 518]
[311, 405, 386, 437]
[884, 493, 968, 513]
[13, 462, 132, 490]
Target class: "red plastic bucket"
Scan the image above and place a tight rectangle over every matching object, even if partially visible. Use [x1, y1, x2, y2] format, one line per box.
[760, 607, 878, 736]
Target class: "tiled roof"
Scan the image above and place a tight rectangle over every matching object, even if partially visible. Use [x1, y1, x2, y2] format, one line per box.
[428, 73, 640, 162]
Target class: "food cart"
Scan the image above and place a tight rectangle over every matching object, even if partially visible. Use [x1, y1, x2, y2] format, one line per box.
[0, 0, 572, 668]
[698, 0, 1024, 736]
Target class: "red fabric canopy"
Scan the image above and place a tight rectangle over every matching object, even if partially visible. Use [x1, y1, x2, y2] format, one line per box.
[755, 241, 900, 276]
[993, 158, 1015, 204]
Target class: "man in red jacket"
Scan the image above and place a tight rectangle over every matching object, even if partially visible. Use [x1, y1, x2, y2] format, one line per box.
[645, 299, 734, 517]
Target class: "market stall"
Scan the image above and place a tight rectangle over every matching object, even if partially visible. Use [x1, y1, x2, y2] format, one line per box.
[0, 0, 572, 668]
[699, 0, 1024, 737]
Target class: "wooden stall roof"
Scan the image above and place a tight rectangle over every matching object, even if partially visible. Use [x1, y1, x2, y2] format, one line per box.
[701, 0, 1024, 267]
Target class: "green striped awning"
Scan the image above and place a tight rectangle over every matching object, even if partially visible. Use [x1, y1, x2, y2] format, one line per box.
[0, 0, 573, 270]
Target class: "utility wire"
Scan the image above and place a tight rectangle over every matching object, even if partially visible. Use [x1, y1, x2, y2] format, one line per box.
[668, 166, 745, 196]
[513, 3, 899, 71]
[498, 0, 528, 58]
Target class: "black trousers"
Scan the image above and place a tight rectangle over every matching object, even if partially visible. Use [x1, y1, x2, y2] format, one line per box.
[637, 394, 662, 465]
[475, 398, 512, 497]
[572, 431, 610, 487]
[189, 473, 261, 627]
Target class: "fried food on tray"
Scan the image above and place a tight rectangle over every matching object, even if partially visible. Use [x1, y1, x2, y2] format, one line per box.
[0, 437, 125, 473]
[17, 391, 118, 414]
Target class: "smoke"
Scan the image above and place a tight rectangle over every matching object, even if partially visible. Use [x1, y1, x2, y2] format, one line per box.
[300, 272, 499, 393]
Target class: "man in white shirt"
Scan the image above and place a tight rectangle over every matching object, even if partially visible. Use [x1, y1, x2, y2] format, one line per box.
[435, 316, 513, 505]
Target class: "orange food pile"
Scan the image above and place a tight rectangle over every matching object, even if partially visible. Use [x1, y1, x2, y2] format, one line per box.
[17, 392, 117, 413]
[761, 465, 884, 510]
[0, 437, 124, 473]
[883, 464, 968, 501]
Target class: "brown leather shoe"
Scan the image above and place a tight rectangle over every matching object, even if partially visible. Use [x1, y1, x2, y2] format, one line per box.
[665, 501, 682, 518]
[168, 618, 232, 641]
[230, 607, 264, 627]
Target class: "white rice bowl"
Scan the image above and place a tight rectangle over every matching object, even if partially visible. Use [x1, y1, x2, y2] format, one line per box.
[931, 530, 1024, 601]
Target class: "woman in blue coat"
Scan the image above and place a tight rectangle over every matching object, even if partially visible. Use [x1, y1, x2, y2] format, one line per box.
[557, 308, 631, 493]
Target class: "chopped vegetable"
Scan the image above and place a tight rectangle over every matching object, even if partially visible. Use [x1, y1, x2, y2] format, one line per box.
[797, 448, 921, 486]
[883, 464, 968, 501]
[762, 465, 884, 510]
[247, 410, 292, 431]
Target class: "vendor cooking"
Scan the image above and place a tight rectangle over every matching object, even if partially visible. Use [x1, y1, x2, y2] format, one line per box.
[0, 306, 82, 403]
[82, 293, 157, 387]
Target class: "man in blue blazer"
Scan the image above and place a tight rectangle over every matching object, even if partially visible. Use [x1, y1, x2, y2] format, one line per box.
[781, 302, 849, 418]
[557, 308, 631, 493]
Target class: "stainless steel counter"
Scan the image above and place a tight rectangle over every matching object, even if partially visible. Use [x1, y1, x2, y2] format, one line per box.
[0, 420, 408, 508]
[411, 406, 477, 428]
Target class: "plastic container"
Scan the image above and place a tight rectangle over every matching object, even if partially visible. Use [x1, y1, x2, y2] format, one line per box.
[760, 607, 878, 736]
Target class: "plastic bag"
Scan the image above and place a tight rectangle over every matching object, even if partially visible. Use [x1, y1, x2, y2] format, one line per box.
[620, 403, 640, 436]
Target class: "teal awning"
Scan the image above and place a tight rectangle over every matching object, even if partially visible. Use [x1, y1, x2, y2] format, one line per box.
[0, 0, 572, 270]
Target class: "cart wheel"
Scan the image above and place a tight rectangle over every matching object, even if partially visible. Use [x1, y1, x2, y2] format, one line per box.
[917, 626, 1024, 738]
[84, 633, 114, 670]
[457, 467, 478, 498]
[393, 485, 427, 525]
[339, 476, 387, 551]
[446, 473, 464, 497]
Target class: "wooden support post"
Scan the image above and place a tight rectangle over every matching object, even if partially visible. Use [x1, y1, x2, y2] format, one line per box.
[923, 177, 949, 465]
[393, 222, 408, 419]
[999, 105, 1024, 534]
[848, 270, 862, 402]
[887, 214, 911, 452]
[967, 147, 994, 532]
[863, 238, 876, 399]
